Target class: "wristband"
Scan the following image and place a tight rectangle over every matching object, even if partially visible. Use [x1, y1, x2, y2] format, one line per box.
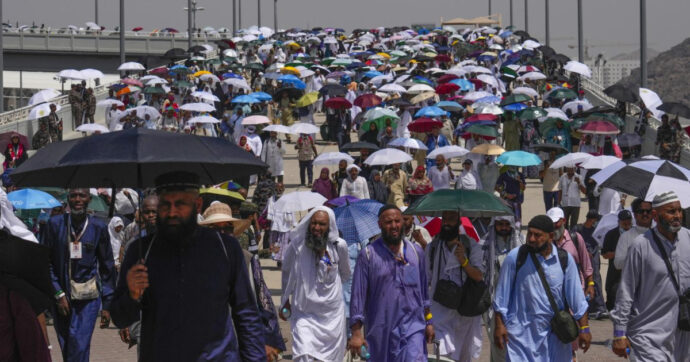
[461, 258, 469, 268]
[614, 330, 626, 338]
[425, 312, 433, 321]
[587, 281, 595, 286]
[55, 291, 65, 300]
[613, 336, 627, 341]
[54, 289, 64, 297]
[579, 325, 589, 330]
[580, 327, 590, 334]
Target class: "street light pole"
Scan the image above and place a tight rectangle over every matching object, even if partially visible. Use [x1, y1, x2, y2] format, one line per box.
[95, 0, 99, 25]
[232, 0, 237, 35]
[524, 0, 528, 32]
[274, 0, 277, 30]
[545, 0, 549, 46]
[488, 0, 491, 16]
[640, 0, 647, 87]
[119, 0, 125, 66]
[577, 0, 583, 62]
[187, 0, 192, 49]
[509, 0, 513, 28]
[239, 0, 242, 30]
[258, 0, 261, 27]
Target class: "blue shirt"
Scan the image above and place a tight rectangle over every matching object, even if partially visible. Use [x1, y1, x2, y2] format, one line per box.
[493, 245, 588, 362]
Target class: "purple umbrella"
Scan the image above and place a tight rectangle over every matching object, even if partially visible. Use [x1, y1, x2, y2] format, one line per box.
[325, 195, 359, 208]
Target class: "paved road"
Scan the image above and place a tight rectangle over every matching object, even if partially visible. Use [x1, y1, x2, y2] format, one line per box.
[48, 113, 624, 361]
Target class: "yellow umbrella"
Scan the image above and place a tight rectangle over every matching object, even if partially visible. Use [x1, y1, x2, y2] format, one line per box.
[284, 41, 301, 50]
[376, 52, 391, 59]
[295, 92, 320, 107]
[410, 91, 437, 104]
[193, 70, 212, 77]
[471, 144, 506, 155]
[280, 66, 300, 76]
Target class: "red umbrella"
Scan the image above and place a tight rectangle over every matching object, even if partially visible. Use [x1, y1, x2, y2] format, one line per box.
[466, 114, 498, 122]
[132, 27, 143, 32]
[579, 120, 620, 135]
[0, 132, 30, 150]
[435, 54, 452, 63]
[468, 79, 484, 89]
[435, 83, 460, 95]
[150, 67, 169, 76]
[437, 74, 459, 84]
[121, 78, 144, 87]
[324, 97, 352, 109]
[354, 94, 382, 109]
[407, 118, 443, 133]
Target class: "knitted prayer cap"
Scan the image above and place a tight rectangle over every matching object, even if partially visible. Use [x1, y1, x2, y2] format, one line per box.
[653, 191, 679, 208]
[155, 171, 200, 193]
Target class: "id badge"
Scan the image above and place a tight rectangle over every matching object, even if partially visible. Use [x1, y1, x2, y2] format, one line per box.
[70, 242, 83, 259]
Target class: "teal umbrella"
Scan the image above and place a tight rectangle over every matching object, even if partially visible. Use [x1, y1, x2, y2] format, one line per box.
[496, 150, 543, 167]
[403, 189, 512, 217]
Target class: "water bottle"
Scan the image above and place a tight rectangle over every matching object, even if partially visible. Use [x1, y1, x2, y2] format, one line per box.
[605, 339, 630, 355]
[281, 307, 291, 319]
[360, 345, 371, 360]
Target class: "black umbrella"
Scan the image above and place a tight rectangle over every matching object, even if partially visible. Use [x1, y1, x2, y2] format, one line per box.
[0, 233, 54, 311]
[319, 84, 347, 97]
[11, 128, 267, 188]
[187, 45, 207, 54]
[164, 48, 188, 59]
[340, 142, 380, 152]
[530, 143, 568, 155]
[572, 105, 617, 119]
[658, 102, 690, 118]
[390, 98, 413, 108]
[550, 54, 570, 64]
[604, 84, 639, 103]
[513, 30, 531, 38]
[540, 45, 556, 58]
[272, 87, 304, 101]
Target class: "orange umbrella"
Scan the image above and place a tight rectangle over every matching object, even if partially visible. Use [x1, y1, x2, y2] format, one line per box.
[116, 86, 141, 97]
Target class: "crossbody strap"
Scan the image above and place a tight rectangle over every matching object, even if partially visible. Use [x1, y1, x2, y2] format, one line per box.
[650, 230, 682, 296]
[530, 252, 561, 314]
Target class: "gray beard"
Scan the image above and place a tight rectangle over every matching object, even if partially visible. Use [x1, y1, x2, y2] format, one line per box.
[553, 224, 565, 242]
[660, 218, 682, 233]
[306, 232, 329, 252]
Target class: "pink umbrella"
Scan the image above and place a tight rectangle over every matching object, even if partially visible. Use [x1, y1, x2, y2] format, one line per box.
[579, 120, 620, 135]
[121, 78, 144, 87]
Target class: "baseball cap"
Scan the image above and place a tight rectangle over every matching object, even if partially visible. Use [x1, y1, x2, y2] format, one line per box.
[546, 207, 565, 223]
[618, 210, 632, 221]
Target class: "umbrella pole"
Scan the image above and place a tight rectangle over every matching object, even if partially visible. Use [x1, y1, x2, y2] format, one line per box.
[108, 185, 116, 219]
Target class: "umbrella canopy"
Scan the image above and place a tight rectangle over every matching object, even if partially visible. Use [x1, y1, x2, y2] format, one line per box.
[435, 101, 464, 112]
[295, 92, 320, 107]
[28, 103, 62, 120]
[75, 124, 110, 133]
[500, 93, 532, 106]
[188, 116, 221, 124]
[232, 95, 260, 104]
[242, 115, 271, 125]
[603, 84, 639, 103]
[426, 145, 469, 159]
[262, 124, 293, 134]
[464, 124, 498, 138]
[496, 150, 542, 166]
[0, 132, 30, 150]
[529, 143, 568, 155]
[406, 83, 436, 94]
[179, 103, 215, 112]
[334, 199, 384, 245]
[364, 148, 412, 166]
[324, 97, 353, 109]
[354, 94, 382, 108]
[341, 142, 380, 152]
[512, 87, 539, 98]
[410, 92, 437, 104]
[415, 106, 448, 118]
[548, 88, 578, 101]
[580, 155, 621, 170]
[518, 107, 547, 121]
[435, 83, 460, 95]
[117, 62, 145, 71]
[564, 61, 592, 78]
[658, 102, 690, 118]
[407, 118, 443, 133]
[11, 128, 267, 188]
[28, 89, 61, 106]
[470, 143, 505, 155]
[325, 195, 360, 208]
[387, 137, 428, 150]
[313, 152, 355, 166]
[273, 191, 328, 213]
[403, 189, 512, 217]
[591, 159, 690, 207]
[290, 122, 320, 134]
[7, 189, 62, 209]
[549, 152, 593, 169]
[579, 120, 620, 135]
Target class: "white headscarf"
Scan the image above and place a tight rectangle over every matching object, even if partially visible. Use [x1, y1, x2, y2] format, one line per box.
[289, 206, 339, 245]
[108, 217, 125, 266]
[0, 189, 38, 243]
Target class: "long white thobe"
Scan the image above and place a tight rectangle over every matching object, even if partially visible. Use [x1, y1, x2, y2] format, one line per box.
[261, 138, 286, 176]
[246, 134, 262, 157]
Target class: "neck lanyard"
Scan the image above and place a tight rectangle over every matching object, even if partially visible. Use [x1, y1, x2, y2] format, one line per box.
[69, 215, 89, 244]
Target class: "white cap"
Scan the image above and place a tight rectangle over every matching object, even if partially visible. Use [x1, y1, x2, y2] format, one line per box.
[546, 207, 565, 223]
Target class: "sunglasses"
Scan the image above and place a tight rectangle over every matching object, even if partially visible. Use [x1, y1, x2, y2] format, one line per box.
[634, 209, 653, 215]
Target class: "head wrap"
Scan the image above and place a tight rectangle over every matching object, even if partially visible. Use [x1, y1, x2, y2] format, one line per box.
[528, 215, 555, 233]
[289, 206, 339, 244]
[0, 189, 38, 243]
[653, 191, 679, 208]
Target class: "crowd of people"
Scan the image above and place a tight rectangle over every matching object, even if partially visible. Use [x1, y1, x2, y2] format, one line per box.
[1, 21, 690, 362]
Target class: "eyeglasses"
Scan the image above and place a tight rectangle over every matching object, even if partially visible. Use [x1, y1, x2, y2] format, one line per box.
[634, 209, 653, 215]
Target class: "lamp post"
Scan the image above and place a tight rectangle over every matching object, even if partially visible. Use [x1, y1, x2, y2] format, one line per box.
[183, 1, 205, 46]
[509, 0, 514, 28]
[524, 0, 528, 32]
[95, 0, 99, 26]
[488, 0, 491, 16]
[577, 0, 583, 62]
[545, 0, 549, 46]
[119, 0, 125, 65]
[274, 0, 277, 30]
[640, 0, 647, 87]
[258, 0, 261, 27]
[232, 0, 237, 35]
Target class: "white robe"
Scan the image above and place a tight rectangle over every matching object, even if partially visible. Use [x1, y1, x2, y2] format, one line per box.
[246, 134, 263, 157]
[261, 138, 286, 176]
[339, 176, 370, 199]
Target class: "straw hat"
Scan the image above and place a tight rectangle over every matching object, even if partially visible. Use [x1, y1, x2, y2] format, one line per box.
[199, 202, 241, 226]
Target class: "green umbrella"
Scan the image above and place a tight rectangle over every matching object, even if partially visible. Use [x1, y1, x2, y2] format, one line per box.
[361, 108, 400, 131]
[548, 88, 577, 101]
[205, 58, 222, 65]
[244, 62, 264, 71]
[88, 196, 109, 213]
[403, 189, 513, 217]
[500, 66, 518, 79]
[143, 86, 166, 95]
[518, 107, 547, 121]
[539, 118, 571, 136]
[500, 93, 532, 106]
[321, 57, 336, 66]
[390, 50, 407, 57]
[465, 124, 498, 138]
[174, 80, 194, 88]
[331, 58, 353, 66]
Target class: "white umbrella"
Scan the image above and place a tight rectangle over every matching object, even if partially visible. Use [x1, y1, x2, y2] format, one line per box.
[477, 74, 499, 88]
[223, 78, 251, 90]
[96, 99, 125, 107]
[133, 106, 161, 120]
[85, 22, 100, 30]
[79, 68, 104, 80]
[580, 155, 621, 170]
[463, 91, 494, 102]
[387, 137, 428, 150]
[75, 124, 109, 133]
[57, 69, 85, 80]
[369, 74, 394, 86]
[146, 78, 168, 86]
[639, 88, 665, 119]
[564, 61, 592, 78]
[290, 122, 320, 134]
[426, 145, 470, 159]
[313, 152, 355, 166]
[512, 87, 539, 98]
[117, 62, 146, 71]
[549, 152, 593, 169]
[593, 211, 630, 247]
[262, 124, 293, 133]
[242, 115, 271, 125]
[539, 107, 569, 122]
[475, 103, 504, 115]
[191, 91, 220, 102]
[28, 103, 62, 120]
[364, 148, 412, 166]
[518, 72, 546, 81]
[180, 103, 215, 112]
[406, 84, 435, 94]
[273, 191, 328, 213]
[562, 100, 593, 114]
[378, 83, 407, 93]
[140, 75, 163, 82]
[460, 65, 492, 74]
[199, 73, 221, 83]
[188, 115, 220, 124]
[28, 89, 61, 106]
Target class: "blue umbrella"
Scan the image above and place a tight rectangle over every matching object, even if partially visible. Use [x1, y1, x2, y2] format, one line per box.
[278, 75, 306, 89]
[503, 103, 528, 112]
[473, 96, 501, 104]
[413, 76, 434, 86]
[435, 101, 464, 112]
[8, 189, 62, 210]
[449, 79, 474, 91]
[249, 92, 273, 101]
[222, 72, 243, 79]
[333, 199, 383, 245]
[363, 70, 383, 79]
[277, 74, 301, 82]
[496, 150, 543, 167]
[262, 72, 283, 80]
[415, 106, 449, 118]
[231, 95, 260, 104]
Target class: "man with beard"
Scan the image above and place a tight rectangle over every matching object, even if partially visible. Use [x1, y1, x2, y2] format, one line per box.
[279, 206, 349, 361]
[611, 191, 690, 360]
[349, 205, 434, 361]
[110, 171, 266, 361]
[41, 188, 116, 362]
[493, 215, 590, 361]
[481, 216, 523, 362]
[426, 211, 485, 361]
